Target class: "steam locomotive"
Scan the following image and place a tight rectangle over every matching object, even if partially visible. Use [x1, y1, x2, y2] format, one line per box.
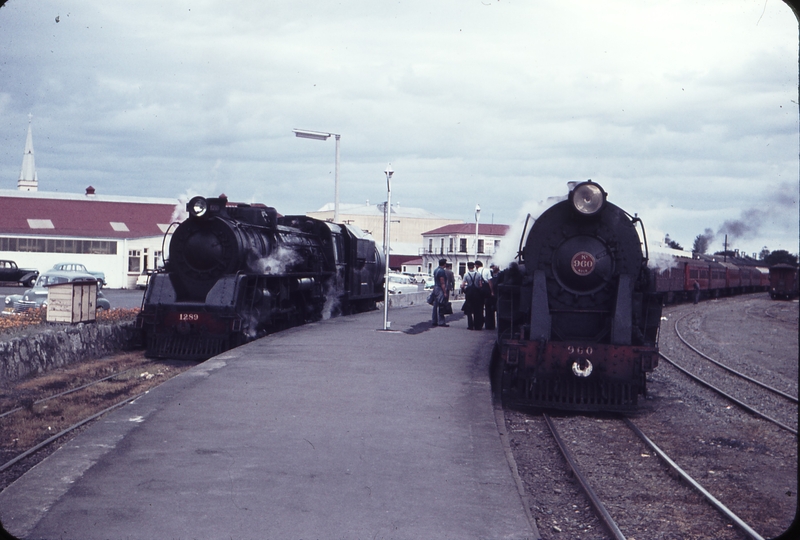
[495, 181, 663, 412]
[136, 195, 385, 360]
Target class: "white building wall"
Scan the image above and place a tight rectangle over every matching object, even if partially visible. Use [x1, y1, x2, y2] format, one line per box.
[0, 234, 168, 289]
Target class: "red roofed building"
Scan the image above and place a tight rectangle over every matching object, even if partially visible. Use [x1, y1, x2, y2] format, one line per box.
[421, 223, 510, 277]
[0, 188, 180, 288]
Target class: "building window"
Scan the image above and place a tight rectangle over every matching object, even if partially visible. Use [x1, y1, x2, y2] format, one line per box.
[0, 236, 117, 254]
[128, 250, 141, 273]
[458, 262, 466, 276]
[494, 240, 499, 253]
[449, 238, 454, 253]
[428, 239, 433, 253]
[478, 239, 484, 254]
[459, 238, 467, 253]
[440, 238, 444, 253]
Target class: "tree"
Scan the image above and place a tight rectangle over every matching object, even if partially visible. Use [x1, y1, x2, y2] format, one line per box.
[692, 234, 709, 254]
[764, 250, 798, 267]
[759, 246, 770, 260]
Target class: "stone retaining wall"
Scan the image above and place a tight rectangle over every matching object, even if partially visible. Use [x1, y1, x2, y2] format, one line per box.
[0, 322, 138, 383]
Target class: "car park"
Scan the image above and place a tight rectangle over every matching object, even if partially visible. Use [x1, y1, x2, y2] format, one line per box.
[4, 269, 110, 313]
[0, 260, 39, 287]
[51, 262, 106, 287]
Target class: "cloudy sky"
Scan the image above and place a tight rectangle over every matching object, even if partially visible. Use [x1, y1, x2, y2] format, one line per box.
[1, 0, 797, 257]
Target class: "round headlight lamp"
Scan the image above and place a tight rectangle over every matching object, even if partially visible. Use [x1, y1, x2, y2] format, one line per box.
[570, 181, 606, 216]
[188, 196, 208, 218]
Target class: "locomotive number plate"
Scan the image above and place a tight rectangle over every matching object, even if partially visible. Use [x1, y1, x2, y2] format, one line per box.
[571, 251, 596, 276]
[178, 313, 201, 321]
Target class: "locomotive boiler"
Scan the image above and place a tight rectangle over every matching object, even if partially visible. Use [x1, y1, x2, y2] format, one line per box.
[495, 181, 663, 412]
[136, 195, 384, 360]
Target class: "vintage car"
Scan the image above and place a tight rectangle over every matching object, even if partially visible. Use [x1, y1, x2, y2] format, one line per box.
[51, 262, 106, 287]
[135, 269, 156, 289]
[0, 260, 39, 287]
[5, 269, 111, 313]
[387, 273, 422, 294]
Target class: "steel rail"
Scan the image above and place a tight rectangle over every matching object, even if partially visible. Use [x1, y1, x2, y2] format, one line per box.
[674, 314, 797, 403]
[624, 418, 765, 540]
[0, 392, 143, 474]
[0, 367, 141, 419]
[542, 413, 627, 540]
[659, 351, 797, 435]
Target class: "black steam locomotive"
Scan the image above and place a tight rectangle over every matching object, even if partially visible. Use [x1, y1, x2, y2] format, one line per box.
[495, 181, 663, 412]
[136, 195, 385, 360]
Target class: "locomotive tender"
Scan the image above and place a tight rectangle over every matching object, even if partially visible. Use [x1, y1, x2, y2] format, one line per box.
[136, 195, 385, 360]
[495, 181, 663, 412]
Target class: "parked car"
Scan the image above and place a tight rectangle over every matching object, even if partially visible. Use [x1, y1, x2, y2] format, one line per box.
[0, 260, 39, 287]
[51, 262, 106, 287]
[387, 273, 421, 294]
[4, 269, 110, 313]
[135, 269, 156, 289]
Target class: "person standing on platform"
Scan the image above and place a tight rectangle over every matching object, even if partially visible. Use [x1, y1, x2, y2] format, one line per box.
[484, 264, 499, 330]
[431, 258, 449, 327]
[445, 263, 456, 300]
[460, 261, 482, 330]
[475, 260, 493, 330]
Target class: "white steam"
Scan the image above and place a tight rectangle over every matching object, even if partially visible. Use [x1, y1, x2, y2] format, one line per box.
[252, 246, 302, 275]
[321, 280, 343, 320]
[493, 193, 567, 267]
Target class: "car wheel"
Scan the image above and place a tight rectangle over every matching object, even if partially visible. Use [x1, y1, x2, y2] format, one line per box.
[25, 277, 36, 287]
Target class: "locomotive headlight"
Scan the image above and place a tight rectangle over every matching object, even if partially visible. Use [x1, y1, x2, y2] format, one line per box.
[188, 196, 208, 218]
[570, 181, 606, 216]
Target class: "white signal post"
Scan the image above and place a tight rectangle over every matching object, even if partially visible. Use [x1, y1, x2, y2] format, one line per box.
[382, 164, 394, 331]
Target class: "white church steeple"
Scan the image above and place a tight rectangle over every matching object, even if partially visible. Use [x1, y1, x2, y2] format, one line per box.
[18, 113, 39, 192]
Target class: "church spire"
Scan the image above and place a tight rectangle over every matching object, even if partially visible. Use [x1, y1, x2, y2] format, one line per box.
[18, 113, 39, 192]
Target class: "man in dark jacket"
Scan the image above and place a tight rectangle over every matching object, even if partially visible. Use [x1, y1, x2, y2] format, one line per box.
[431, 259, 450, 327]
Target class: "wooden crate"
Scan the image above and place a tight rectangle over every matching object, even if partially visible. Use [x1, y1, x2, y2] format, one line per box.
[46, 281, 97, 323]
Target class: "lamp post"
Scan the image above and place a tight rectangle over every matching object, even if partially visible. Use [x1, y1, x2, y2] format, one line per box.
[474, 204, 481, 258]
[382, 163, 394, 331]
[293, 129, 341, 222]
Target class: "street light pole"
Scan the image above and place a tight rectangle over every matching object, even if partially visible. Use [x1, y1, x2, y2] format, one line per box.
[293, 129, 341, 222]
[383, 163, 394, 331]
[475, 204, 481, 259]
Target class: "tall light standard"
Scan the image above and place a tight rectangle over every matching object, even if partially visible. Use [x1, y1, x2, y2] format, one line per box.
[474, 204, 481, 259]
[382, 163, 394, 331]
[293, 129, 341, 222]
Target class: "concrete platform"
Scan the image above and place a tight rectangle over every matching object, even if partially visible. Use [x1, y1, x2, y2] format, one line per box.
[0, 304, 539, 540]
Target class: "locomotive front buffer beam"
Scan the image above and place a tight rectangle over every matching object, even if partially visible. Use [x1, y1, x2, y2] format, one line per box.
[500, 339, 659, 412]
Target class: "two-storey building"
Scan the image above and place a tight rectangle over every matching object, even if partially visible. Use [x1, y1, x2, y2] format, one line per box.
[420, 223, 510, 276]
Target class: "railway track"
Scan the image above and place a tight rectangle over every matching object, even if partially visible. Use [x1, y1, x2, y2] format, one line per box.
[0, 352, 193, 491]
[542, 413, 765, 540]
[663, 312, 798, 435]
[503, 296, 797, 539]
